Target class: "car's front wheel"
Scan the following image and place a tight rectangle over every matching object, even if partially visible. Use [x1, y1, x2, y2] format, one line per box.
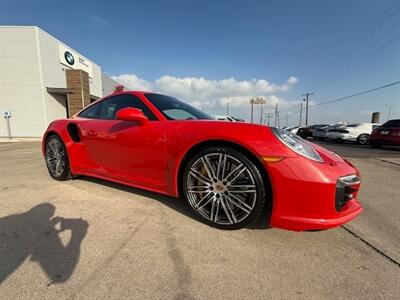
[45, 135, 71, 181]
[182, 146, 266, 229]
[357, 134, 369, 145]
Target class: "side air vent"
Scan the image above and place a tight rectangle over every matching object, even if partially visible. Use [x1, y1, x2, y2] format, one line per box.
[67, 123, 81, 143]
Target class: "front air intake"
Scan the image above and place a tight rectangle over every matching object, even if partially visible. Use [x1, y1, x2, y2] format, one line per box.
[335, 175, 360, 211]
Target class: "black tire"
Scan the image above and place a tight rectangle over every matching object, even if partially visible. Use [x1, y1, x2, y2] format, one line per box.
[182, 145, 267, 230]
[45, 134, 72, 181]
[357, 134, 369, 145]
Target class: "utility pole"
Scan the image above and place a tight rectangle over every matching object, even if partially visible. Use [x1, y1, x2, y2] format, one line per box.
[274, 103, 279, 127]
[260, 103, 263, 125]
[301, 92, 314, 126]
[266, 111, 272, 126]
[285, 112, 288, 127]
[277, 113, 281, 128]
[386, 104, 397, 120]
[226, 101, 230, 116]
[299, 100, 304, 126]
[250, 98, 255, 123]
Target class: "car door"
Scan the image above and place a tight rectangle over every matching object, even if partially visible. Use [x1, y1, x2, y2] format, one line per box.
[78, 94, 167, 193]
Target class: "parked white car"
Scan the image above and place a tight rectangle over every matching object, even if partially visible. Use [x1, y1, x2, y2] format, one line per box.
[285, 126, 301, 134]
[212, 115, 237, 121]
[326, 123, 381, 145]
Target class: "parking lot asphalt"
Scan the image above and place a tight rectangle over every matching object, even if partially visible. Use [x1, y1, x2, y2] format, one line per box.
[0, 141, 399, 299]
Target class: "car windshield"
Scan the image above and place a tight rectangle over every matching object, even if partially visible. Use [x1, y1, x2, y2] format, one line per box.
[145, 93, 213, 120]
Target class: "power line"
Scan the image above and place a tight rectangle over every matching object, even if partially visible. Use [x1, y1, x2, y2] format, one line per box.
[312, 80, 400, 107]
[316, 23, 400, 92]
[314, 1, 400, 92]
[284, 80, 400, 121]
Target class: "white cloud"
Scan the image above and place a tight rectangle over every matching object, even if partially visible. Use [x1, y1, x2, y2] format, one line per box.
[112, 74, 152, 91]
[111, 73, 299, 121]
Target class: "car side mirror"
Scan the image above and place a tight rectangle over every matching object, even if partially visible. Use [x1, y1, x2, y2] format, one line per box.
[116, 107, 148, 124]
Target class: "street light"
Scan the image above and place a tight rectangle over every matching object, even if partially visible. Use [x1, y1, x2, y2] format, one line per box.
[249, 96, 267, 124]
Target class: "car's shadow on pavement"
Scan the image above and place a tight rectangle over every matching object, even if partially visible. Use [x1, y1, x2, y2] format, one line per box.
[0, 203, 88, 285]
[79, 176, 270, 230]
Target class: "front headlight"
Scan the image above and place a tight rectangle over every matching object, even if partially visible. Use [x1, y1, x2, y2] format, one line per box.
[271, 128, 324, 162]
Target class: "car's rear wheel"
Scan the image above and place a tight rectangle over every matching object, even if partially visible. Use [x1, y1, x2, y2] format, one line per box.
[357, 134, 369, 145]
[45, 135, 71, 181]
[182, 146, 266, 230]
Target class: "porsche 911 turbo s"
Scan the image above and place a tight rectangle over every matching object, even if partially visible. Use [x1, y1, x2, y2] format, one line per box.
[42, 90, 363, 230]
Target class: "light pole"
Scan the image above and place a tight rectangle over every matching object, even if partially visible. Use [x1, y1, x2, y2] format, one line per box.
[386, 104, 397, 120]
[249, 97, 266, 124]
[250, 97, 255, 123]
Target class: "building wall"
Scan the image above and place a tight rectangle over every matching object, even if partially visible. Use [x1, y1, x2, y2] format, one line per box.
[0, 26, 46, 137]
[101, 73, 120, 96]
[37, 28, 102, 123]
[0, 26, 104, 137]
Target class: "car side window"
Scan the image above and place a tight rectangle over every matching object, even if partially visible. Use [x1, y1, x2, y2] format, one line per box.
[383, 120, 400, 127]
[78, 102, 102, 119]
[99, 94, 157, 121]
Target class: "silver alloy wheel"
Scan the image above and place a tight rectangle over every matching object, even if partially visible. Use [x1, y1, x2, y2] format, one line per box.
[358, 134, 369, 145]
[186, 152, 257, 225]
[46, 138, 66, 178]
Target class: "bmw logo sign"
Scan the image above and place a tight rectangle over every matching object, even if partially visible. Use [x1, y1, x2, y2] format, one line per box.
[64, 51, 75, 66]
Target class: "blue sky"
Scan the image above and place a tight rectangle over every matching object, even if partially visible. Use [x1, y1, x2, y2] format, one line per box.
[1, 0, 399, 125]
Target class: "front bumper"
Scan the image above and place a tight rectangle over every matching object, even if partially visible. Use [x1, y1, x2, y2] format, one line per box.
[263, 151, 362, 231]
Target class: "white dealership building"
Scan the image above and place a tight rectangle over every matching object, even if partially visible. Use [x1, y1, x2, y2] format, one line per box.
[0, 26, 120, 138]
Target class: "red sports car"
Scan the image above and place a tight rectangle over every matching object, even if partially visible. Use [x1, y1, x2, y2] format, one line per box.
[369, 119, 400, 148]
[42, 91, 362, 230]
